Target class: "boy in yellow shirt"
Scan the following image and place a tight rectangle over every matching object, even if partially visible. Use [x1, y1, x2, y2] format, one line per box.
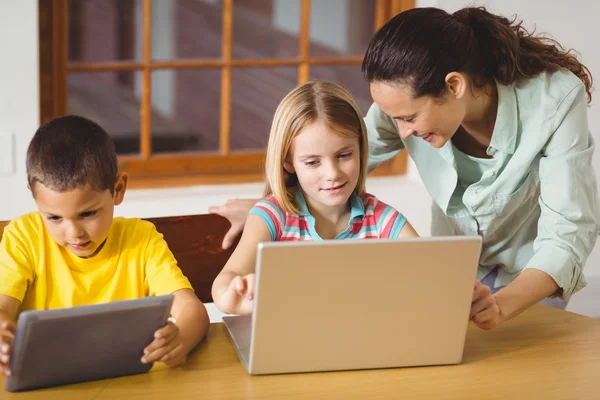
[0, 115, 209, 376]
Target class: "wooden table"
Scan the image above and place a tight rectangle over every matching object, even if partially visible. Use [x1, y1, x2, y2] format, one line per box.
[2, 304, 600, 399]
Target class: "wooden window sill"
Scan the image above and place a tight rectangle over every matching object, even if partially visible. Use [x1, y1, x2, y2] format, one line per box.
[125, 152, 408, 189]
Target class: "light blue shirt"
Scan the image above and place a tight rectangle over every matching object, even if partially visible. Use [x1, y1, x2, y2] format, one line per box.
[365, 70, 599, 298]
[452, 144, 497, 187]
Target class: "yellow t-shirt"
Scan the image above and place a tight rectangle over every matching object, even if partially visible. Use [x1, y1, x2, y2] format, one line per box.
[0, 213, 192, 312]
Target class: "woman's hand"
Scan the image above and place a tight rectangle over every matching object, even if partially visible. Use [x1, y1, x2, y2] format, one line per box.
[470, 280, 501, 330]
[209, 199, 258, 249]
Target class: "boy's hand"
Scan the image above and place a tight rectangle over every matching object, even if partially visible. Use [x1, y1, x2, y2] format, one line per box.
[0, 321, 16, 376]
[221, 273, 256, 315]
[470, 280, 501, 330]
[141, 321, 186, 367]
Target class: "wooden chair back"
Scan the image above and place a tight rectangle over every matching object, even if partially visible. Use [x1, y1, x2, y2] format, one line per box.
[0, 220, 8, 242]
[145, 214, 236, 302]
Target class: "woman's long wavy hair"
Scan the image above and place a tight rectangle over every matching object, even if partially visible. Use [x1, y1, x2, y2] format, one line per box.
[362, 7, 592, 102]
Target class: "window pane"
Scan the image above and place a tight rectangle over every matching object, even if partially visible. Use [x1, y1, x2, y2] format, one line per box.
[68, 72, 141, 156]
[233, 1, 298, 59]
[152, 0, 222, 60]
[310, 65, 372, 115]
[68, 0, 139, 62]
[230, 67, 297, 151]
[310, 0, 375, 58]
[151, 69, 221, 154]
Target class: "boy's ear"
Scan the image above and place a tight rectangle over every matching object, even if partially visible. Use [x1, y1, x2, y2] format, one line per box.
[283, 161, 295, 174]
[27, 183, 36, 198]
[113, 172, 128, 206]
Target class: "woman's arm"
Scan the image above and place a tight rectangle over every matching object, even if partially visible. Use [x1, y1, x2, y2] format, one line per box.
[364, 102, 405, 172]
[494, 83, 598, 325]
[494, 269, 559, 322]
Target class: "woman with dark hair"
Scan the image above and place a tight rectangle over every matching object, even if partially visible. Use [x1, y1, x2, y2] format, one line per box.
[210, 7, 598, 330]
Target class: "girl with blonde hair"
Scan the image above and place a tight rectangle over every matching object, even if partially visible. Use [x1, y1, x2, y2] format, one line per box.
[212, 81, 418, 315]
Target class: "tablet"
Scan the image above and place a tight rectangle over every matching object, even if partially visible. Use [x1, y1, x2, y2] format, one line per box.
[5, 294, 173, 392]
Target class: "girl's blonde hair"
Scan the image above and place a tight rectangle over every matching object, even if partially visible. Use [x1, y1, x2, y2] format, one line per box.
[263, 80, 369, 215]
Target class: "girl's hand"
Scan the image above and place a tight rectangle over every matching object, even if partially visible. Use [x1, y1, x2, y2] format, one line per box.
[220, 273, 256, 315]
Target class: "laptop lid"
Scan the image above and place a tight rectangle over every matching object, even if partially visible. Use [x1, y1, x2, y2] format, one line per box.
[5, 295, 173, 392]
[241, 236, 481, 375]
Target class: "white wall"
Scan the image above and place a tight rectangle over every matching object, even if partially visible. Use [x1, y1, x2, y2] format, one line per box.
[0, 2, 38, 220]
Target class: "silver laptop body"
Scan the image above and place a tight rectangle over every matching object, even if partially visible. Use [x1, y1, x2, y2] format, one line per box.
[223, 236, 482, 375]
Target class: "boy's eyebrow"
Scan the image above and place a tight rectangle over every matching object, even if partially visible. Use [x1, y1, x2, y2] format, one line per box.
[39, 203, 102, 217]
[76, 204, 103, 213]
[39, 210, 61, 217]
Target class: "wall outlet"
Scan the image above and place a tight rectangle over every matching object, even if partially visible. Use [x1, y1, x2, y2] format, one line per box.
[0, 133, 15, 175]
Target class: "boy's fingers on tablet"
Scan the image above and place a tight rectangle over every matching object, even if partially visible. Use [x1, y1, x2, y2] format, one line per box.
[0, 341, 11, 354]
[145, 333, 172, 353]
[154, 322, 178, 340]
[0, 323, 15, 340]
[0, 332, 14, 349]
[0, 364, 12, 377]
[159, 344, 186, 366]
[142, 340, 179, 364]
[0, 321, 15, 331]
[141, 345, 163, 363]
[144, 338, 169, 357]
[145, 328, 179, 355]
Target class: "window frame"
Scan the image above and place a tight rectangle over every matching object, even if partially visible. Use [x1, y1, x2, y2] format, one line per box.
[38, 0, 413, 189]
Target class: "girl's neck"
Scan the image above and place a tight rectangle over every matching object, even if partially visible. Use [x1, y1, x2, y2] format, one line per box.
[304, 193, 352, 240]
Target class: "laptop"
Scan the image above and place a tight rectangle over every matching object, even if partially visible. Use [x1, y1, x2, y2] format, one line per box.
[5, 294, 173, 392]
[223, 236, 482, 375]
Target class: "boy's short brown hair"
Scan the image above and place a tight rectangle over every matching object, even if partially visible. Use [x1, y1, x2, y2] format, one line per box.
[26, 115, 118, 195]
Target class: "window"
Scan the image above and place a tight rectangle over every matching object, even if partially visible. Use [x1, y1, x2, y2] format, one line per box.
[39, 0, 413, 188]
